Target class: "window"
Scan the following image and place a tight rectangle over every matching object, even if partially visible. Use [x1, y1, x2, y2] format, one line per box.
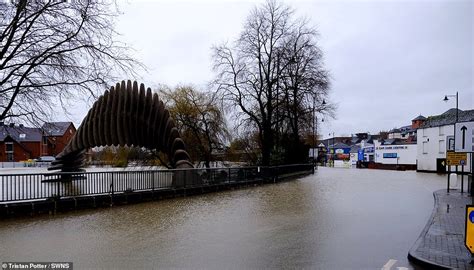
[439, 126, 444, 136]
[439, 140, 445, 154]
[5, 142, 13, 152]
[447, 137, 455, 151]
[423, 141, 428, 154]
[5, 142, 13, 161]
[19, 133, 26, 139]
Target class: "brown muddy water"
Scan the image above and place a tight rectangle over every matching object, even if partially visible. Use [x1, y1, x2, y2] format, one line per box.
[0, 167, 446, 269]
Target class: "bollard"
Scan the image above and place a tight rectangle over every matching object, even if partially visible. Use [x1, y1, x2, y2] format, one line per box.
[450, 173, 458, 189]
[447, 166, 451, 193]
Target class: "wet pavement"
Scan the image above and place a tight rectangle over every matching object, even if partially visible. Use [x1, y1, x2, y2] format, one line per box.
[0, 167, 446, 269]
[409, 189, 473, 269]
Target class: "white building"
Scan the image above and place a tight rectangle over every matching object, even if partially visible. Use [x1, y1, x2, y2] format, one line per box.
[374, 140, 417, 166]
[417, 109, 473, 173]
[388, 125, 417, 139]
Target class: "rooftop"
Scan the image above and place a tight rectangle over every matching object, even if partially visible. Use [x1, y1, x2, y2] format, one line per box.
[0, 121, 75, 143]
[0, 125, 42, 142]
[420, 108, 474, 128]
[329, 142, 351, 149]
[412, 115, 427, 121]
[42, 122, 73, 136]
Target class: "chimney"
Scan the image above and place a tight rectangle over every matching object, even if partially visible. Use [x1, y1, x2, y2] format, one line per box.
[19, 124, 24, 128]
[9, 123, 14, 127]
[0, 122, 3, 126]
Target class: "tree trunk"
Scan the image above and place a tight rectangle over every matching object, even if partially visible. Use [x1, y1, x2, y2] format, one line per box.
[261, 123, 274, 166]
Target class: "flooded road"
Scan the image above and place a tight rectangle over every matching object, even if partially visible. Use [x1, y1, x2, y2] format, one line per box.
[0, 167, 446, 269]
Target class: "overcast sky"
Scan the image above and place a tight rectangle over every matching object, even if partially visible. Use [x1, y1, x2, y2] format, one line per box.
[65, 0, 473, 140]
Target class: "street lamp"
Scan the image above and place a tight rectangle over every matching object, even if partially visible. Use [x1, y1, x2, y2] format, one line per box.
[443, 91, 459, 122]
[443, 91, 460, 193]
[329, 132, 335, 167]
[312, 99, 326, 166]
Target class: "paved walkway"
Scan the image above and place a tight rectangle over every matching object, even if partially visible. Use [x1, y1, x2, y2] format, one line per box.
[409, 189, 474, 269]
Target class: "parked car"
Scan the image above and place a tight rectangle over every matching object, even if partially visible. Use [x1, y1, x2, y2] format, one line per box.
[36, 156, 55, 162]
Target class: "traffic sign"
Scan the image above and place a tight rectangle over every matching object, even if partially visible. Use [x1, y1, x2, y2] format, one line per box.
[446, 151, 467, 166]
[455, 121, 474, 153]
[465, 205, 474, 254]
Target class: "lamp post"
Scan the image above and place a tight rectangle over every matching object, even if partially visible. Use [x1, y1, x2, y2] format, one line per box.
[312, 98, 326, 167]
[443, 91, 459, 193]
[443, 91, 459, 122]
[329, 132, 335, 167]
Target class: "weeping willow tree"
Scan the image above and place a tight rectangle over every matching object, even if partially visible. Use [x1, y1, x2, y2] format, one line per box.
[161, 86, 229, 168]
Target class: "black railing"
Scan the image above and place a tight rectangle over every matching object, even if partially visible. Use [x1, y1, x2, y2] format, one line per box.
[0, 164, 313, 203]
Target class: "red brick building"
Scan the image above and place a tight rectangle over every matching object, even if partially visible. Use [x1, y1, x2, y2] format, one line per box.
[411, 115, 427, 129]
[0, 122, 76, 162]
[42, 122, 76, 157]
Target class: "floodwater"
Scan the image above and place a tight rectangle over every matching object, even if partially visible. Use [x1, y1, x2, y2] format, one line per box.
[0, 167, 446, 269]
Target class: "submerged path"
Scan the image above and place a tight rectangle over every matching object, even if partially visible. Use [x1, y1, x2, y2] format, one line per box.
[0, 167, 445, 269]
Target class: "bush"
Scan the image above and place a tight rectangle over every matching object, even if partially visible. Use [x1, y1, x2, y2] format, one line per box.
[114, 159, 128, 167]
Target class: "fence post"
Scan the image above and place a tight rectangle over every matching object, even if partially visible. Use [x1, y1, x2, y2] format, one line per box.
[56, 178, 61, 198]
[110, 172, 114, 206]
[152, 172, 155, 191]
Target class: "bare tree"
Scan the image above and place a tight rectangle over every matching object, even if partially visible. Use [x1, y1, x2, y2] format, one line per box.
[277, 20, 335, 162]
[161, 86, 229, 168]
[213, 0, 334, 165]
[0, 0, 141, 124]
[213, 0, 292, 165]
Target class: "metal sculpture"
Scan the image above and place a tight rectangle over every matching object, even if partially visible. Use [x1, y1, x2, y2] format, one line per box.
[48, 80, 193, 173]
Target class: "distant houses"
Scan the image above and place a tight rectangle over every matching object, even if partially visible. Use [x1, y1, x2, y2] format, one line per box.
[318, 108, 473, 173]
[0, 122, 76, 162]
[1, 108, 472, 173]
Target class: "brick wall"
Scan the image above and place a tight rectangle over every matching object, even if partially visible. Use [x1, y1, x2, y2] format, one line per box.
[0, 141, 41, 162]
[47, 124, 76, 156]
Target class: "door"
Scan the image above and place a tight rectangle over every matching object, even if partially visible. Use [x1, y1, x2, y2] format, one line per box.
[436, 158, 446, 173]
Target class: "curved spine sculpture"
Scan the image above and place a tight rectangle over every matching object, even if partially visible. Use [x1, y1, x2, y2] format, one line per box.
[49, 80, 193, 172]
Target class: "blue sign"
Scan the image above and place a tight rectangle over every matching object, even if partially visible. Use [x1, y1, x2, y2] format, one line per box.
[383, 153, 398, 159]
[470, 211, 474, 223]
[358, 149, 364, 161]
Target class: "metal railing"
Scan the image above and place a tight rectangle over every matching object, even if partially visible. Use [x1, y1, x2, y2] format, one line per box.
[0, 164, 313, 203]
